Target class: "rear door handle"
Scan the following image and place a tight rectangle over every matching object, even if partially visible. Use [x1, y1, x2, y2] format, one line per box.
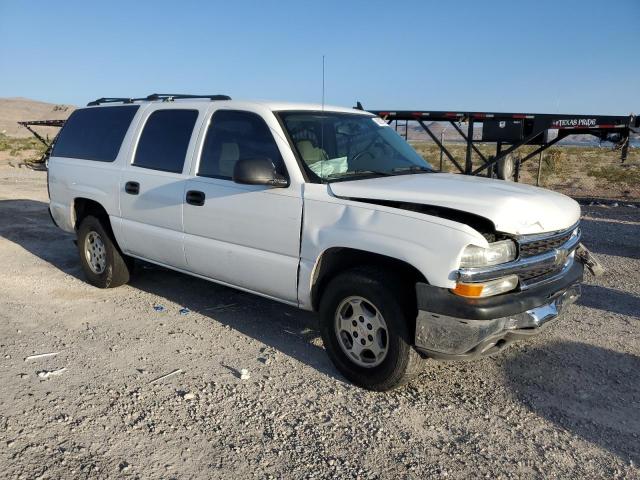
[125, 181, 140, 195]
[186, 190, 205, 206]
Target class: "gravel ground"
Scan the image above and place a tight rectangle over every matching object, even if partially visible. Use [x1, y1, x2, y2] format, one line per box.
[0, 167, 638, 479]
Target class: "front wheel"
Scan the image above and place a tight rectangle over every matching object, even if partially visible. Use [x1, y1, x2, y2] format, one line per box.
[319, 267, 422, 391]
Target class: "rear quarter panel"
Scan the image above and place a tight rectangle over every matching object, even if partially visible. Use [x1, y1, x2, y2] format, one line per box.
[48, 158, 121, 233]
[48, 105, 147, 238]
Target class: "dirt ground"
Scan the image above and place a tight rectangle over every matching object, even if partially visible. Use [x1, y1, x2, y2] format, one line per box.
[0, 166, 638, 479]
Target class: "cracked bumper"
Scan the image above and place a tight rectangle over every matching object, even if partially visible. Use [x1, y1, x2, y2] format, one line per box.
[414, 261, 583, 359]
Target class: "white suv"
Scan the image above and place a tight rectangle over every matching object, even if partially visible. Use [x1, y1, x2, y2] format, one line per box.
[48, 94, 588, 390]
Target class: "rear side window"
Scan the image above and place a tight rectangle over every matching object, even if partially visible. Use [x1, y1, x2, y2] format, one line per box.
[52, 106, 139, 162]
[133, 109, 198, 173]
[198, 110, 284, 179]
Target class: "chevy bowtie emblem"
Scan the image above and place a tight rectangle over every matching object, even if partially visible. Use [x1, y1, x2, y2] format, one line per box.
[554, 248, 568, 267]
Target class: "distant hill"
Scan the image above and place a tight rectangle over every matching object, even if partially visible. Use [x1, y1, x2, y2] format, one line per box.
[400, 122, 482, 142]
[0, 97, 75, 138]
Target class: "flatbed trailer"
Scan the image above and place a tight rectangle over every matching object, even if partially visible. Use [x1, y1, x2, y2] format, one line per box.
[17, 120, 66, 164]
[364, 106, 639, 181]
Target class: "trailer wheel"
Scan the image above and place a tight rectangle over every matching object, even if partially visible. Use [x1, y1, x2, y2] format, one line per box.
[497, 154, 515, 181]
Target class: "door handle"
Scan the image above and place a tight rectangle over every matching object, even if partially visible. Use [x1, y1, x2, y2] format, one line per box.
[125, 181, 140, 195]
[186, 190, 206, 206]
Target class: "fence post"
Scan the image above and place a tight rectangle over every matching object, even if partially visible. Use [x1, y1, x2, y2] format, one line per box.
[536, 151, 543, 186]
[439, 130, 444, 171]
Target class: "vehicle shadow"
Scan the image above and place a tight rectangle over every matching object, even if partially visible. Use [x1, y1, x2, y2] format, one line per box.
[0, 198, 83, 280]
[503, 340, 640, 464]
[0, 199, 344, 383]
[577, 284, 640, 318]
[127, 263, 344, 382]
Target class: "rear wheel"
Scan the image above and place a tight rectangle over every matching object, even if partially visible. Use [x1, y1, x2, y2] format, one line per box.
[319, 267, 422, 391]
[77, 215, 132, 288]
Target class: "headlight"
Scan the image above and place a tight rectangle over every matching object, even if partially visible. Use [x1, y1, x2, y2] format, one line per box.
[460, 240, 516, 268]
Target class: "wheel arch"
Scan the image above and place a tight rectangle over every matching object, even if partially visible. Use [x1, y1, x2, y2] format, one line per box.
[309, 247, 428, 312]
[73, 197, 110, 230]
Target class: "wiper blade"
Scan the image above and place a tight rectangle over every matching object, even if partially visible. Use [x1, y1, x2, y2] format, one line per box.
[326, 169, 392, 179]
[391, 165, 434, 174]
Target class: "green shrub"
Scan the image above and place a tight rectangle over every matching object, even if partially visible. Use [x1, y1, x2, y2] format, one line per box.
[587, 165, 640, 185]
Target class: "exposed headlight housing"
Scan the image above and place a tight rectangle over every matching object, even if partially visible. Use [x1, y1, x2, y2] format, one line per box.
[460, 240, 517, 268]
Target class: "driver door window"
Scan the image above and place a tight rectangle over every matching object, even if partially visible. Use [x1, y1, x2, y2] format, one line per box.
[198, 110, 284, 180]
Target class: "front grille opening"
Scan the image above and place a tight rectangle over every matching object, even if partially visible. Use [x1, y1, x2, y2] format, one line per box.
[519, 230, 574, 258]
[516, 224, 579, 287]
[520, 265, 558, 281]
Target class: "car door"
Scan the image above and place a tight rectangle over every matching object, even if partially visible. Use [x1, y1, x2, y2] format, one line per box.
[119, 106, 203, 268]
[183, 108, 302, 303]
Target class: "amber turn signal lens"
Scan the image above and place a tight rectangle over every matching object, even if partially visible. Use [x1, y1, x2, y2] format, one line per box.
[452, 283, 484, 297]
[452, 275, 519, 298]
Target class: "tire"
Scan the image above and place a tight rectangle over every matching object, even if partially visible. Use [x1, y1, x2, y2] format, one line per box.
[319, 267, 423, 391]
[496, 154, 515, 181]
[77, 215, 132, 288]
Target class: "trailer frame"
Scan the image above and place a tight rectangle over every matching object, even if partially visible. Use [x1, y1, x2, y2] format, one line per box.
[365, 108, 639, 181]
[16, 120, 66, 164]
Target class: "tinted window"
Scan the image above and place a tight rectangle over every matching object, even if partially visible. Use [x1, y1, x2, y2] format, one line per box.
[198, 110, 284, 179]
[52, 106, 139, 162]
[133, 109, 198, 173]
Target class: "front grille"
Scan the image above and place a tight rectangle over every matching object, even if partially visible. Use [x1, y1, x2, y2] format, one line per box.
[519, 265, 558, 281]
[519, 229, 574, 258]
[515, 223, 579, 287]
[457, 223, 580, 289]
[519, 257, 574, 288]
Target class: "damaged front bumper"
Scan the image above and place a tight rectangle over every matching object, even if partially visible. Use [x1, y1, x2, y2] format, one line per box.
[414, 260, 584, 360]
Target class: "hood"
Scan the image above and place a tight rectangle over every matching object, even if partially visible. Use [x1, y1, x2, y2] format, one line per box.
[328, 173, 580, 235]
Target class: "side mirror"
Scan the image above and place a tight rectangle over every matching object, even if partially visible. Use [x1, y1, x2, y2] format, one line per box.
[233, 158, 288, 187]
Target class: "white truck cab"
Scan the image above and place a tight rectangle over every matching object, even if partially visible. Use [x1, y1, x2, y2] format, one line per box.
[48, 94, 589, 390]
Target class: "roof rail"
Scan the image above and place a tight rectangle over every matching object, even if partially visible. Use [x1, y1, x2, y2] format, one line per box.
[145, 93, 231, 102]
[87, 97, 133, 106]
[87, 93, 231, 107]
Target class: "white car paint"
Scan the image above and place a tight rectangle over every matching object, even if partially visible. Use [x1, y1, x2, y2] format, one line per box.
[329, 173, 581, 235]
[49, 156, 125, 235]
[183, 177, 302, 303]
[296, 183, 488, 309]
[117, 104, 207, 268]
[48, 99, 581, 311]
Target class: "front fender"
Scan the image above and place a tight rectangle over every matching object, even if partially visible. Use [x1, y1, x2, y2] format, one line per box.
[298, 190, 487, 309]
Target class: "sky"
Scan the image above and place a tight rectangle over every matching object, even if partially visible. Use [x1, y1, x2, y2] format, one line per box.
[0, 0, 638, 114]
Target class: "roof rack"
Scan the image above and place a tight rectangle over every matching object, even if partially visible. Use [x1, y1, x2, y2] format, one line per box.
[146, 93, 231, 102]
[87, 97, 134, 106]
[86, 93, 231, 106]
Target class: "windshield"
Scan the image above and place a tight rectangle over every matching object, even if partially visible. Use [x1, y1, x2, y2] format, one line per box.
[279, 111, 434, 182]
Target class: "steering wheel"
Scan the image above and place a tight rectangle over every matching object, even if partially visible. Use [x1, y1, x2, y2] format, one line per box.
[350, 149, 376, 165]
